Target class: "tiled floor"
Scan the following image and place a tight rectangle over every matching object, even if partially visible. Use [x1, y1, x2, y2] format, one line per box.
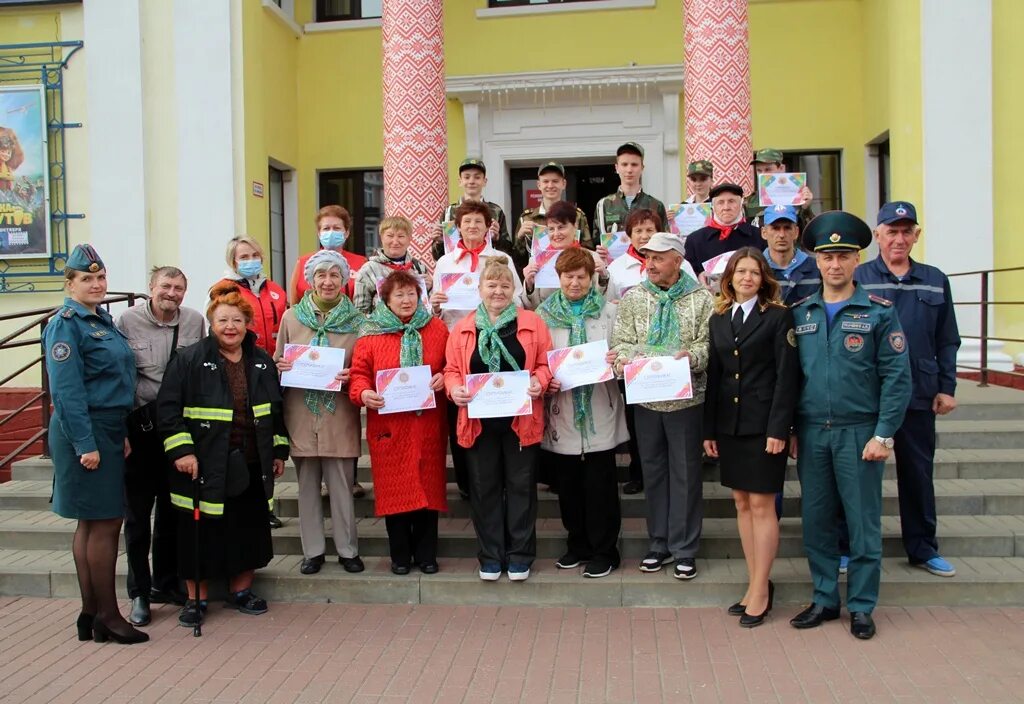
[0, 597, 1022, 703]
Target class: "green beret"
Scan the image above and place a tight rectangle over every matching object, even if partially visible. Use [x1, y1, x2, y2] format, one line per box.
[751, 148, 784, 164]
[459, 158, 486, 174]
[66, 244, 105, 273]
[802, 211, 872, 252]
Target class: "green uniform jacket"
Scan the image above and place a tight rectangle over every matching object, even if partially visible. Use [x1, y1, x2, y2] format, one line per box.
[792, 284, 911, 437]
[593, 189, 668, 236]
[744, 193, 814, 231]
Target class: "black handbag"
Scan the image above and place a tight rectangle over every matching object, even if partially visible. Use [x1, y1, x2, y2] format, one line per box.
[225, 448, 250, 497]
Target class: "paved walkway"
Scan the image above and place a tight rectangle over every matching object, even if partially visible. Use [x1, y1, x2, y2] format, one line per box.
[1, 597, 1022, 703]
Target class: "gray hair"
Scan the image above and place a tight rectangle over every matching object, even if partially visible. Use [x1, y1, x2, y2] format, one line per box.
[149, 266, 188, 288]
[304, 249, 350, 286]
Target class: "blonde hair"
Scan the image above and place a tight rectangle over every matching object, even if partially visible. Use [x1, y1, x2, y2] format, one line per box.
[379, 216, 412, 238]
[225, 235, 266, 270]
[479, 255, 515, 284]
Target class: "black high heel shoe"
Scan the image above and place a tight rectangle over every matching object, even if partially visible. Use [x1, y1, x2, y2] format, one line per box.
[92, 618, 150, 644]
[76, 612, 94, 641]
[739, 581, 775, 628]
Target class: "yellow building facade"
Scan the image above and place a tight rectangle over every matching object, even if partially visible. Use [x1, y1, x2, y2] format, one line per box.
[0, 0, 1021, 369]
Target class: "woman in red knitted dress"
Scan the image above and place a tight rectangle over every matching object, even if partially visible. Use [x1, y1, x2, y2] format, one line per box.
[349, 270, 449, 574]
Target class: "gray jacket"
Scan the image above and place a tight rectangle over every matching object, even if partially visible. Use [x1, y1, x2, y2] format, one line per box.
[116, 301, 205, 408]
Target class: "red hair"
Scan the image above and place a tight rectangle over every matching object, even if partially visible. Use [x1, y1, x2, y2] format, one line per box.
[315, 204, 352, 231]
[379, 269, 422, 306]
[206, 281, 255, 323]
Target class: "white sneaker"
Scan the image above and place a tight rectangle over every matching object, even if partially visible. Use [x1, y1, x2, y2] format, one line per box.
[508, 563, 531, 581]
[479, 562, 502, 581]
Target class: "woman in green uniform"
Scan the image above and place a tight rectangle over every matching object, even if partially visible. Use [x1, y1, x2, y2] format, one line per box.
[44, 244, 147, 644]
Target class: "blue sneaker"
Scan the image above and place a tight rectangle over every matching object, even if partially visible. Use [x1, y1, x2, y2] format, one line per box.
[507, 562, 531, 581]
[917, 556, 956, 577]
[839, 555, 850, 574]
[479, 561, 502, 581]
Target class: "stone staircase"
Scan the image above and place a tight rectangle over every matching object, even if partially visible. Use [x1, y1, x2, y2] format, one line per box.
[1, 384, 1023, 608]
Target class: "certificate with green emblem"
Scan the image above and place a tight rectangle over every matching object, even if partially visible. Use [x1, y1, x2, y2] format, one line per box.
[757, 172, 807, 206]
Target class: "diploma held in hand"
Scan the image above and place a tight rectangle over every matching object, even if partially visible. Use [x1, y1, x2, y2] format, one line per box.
[376, 365, 436, 415]
[439, 271, 481, 310]
[757, 172, 807, 206]
[624, 355, 693, 405]
[280, 344, 346, 391]
[466, 370, 532, 419]
[547, 340, 614, 391]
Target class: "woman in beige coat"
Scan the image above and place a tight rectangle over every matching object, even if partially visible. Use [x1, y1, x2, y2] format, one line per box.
[274, 250, 365, 575]
[537, 248, 628, 579]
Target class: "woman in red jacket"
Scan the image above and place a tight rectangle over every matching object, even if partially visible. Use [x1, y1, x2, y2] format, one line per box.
[216, 236, 287, 358]
[444, 255, 552, 583]
[349, 270, 449, 575]
[289, 205, 368, 304]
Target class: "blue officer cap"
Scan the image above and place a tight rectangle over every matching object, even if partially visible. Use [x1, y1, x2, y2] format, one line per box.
[877, 201, 918, 226]
[802, 211, 872, 252]
[66, 244, 105, 273]
[763, 204, 799, 225]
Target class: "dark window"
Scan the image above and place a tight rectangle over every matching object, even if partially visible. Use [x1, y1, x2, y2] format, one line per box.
[488, 0, 601, 7]
[316, 0, 381, 21]
[318, 169, 384, 257]
[781, 150, 843, 214]
[509, 162, 617, 231]
[876, 138, 890, 206]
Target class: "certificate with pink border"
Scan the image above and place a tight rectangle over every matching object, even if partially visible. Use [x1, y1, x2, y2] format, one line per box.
[547, 340, 613, 391]
[375, 365, 436, 415]
[623, 356, 693, 405]
[466, 370, 532, 419]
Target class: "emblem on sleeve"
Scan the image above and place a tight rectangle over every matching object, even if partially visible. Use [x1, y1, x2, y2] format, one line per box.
[889, 331, 906, 353]
[786, 329, 797, 347]
[51, 342, 71, 362]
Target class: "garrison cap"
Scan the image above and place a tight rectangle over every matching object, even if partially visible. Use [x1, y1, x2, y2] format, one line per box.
[877, 201, 918, 226]
[458, 158, 486, 174]
[616, 142, 644, 158]
[687, 160, 713, 177]
[802, 211, 872, 252]
[66, 244, 105, 273]
[537, 161, 565, 177]
[709, 182, 744, 199]
[763, 204, 800, 225]
[751, 148, 784, 164]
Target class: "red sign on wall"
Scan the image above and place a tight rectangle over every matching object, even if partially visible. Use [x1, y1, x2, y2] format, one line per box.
[526, 189, 542, 210]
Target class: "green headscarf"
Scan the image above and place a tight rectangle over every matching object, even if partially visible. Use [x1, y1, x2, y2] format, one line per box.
[292, 291, 365, 415]
[474, 302, 521, 372]
[361, 300, 433, 367]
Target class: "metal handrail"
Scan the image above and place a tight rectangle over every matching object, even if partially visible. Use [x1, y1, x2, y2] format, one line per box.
[0, 292, 146, 475]
[948, 265, 1024, 387]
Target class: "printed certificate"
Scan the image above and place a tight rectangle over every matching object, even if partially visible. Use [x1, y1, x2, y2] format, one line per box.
[533, 248, 561, 289]
[466, 370, 532, 419]
[280, 344, 347, 391]
[531, 224, 550, 258]
[702, 251, 736, 278]
[668, 203, 712, 237]
[757, 172, 807, 206]
[375, 365, 437, 415]
[439, 271, 481, 310]
[441, 221, 461, 255]
[601, 227, 630, 261]
[547, 340, 614, 391]
[624, 355, 693, 405]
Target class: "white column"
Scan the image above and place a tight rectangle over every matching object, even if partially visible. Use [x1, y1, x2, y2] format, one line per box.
[82, 0, 148, 294]
[920, 0, 1008, 369]
[173, 0, 243, 310]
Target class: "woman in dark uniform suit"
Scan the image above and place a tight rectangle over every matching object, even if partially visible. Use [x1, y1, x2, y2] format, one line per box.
[703, 246, 799, 628]
[44, 244, 148, 644]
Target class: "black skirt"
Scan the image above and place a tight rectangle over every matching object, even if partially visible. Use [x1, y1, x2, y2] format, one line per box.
[176, 462, 273, 580]
[718, 433, 787, 494]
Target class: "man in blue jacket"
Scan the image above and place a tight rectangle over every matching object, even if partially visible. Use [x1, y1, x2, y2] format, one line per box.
[763, 204, 820, 305]
[854, 201, 961, 578]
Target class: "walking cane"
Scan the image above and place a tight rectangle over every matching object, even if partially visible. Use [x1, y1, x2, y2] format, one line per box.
[192, 473, 202, 638]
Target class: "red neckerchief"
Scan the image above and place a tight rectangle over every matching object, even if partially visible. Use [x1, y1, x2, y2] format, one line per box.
[626, 245, 647, 273]
[708, 217, 744, 241]
[456, 240, 487, 272]
[383, 258, 413, 272]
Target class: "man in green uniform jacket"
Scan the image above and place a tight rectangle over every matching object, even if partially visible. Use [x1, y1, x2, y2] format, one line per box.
[593, 142, 668, 241]
[788, 211, 911, 641]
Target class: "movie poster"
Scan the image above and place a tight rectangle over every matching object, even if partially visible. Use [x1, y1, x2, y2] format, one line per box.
[0, 85, 50, 260]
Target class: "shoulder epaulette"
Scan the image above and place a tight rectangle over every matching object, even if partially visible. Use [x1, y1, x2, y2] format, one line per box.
[791, 294, 814, 307]
[766, 300, 788, 309]
[869, 294, 893, 307]
[59, 307, 74, 319]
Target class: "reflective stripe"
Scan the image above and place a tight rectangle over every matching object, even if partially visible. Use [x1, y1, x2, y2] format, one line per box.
[164, 432, 193, 452]
[273, 434, 289, 447]
[252, 403, 272, 418]
[169, 492, 224, 516]
[268, 498, 274, 511]
[183, 406, 233, 422]
[859, 282, 945, 294]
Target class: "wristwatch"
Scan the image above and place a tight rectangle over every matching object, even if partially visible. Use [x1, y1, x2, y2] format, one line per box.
[872, 436, 894, 449]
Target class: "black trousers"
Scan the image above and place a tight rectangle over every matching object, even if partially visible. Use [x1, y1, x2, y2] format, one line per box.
[447, 400, 469, 495]
[546, 449, 621, 565]
[384, 509, 439, 566]
[619, 380, 642, 484]
[124, 423, 179, 598]
[466, 423, 538, 566]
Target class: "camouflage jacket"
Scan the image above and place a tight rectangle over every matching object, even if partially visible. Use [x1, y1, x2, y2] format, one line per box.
[593, 189, 669, 236]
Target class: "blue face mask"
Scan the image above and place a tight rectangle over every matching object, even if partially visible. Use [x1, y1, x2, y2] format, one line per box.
[319, 230, 346, 250]
[237, 258, 263, 278]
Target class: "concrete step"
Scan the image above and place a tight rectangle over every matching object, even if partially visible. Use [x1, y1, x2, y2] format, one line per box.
[0, 548, 1021, 607]
[6, 478, 1024, 519]
[0, 509, 1020, 559]
[935, 420, 1024, 449]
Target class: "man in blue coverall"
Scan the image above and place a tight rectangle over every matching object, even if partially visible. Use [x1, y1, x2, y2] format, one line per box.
[855, 201, 961, 577]
[788, 211, 911, 641]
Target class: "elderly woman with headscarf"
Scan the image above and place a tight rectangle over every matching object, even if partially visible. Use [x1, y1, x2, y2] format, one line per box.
[274, 250, 366, 575]
[349, 270, 449, 575]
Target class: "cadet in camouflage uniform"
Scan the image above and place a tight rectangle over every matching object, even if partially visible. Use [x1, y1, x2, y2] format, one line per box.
[513, 161, 593, 273]
[684, 160, 714, 204]
[744, 148, 815, 231]
[430, 158, 512, 262]
[593, 142, 669, 241]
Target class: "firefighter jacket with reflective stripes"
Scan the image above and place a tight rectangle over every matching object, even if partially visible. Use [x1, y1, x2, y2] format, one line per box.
[156, 331, 289, 517]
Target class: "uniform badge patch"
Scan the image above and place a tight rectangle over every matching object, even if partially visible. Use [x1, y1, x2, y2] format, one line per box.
[795, 323, 818, 335]
[51, 342, 71, 362]
[787, 329, 797, 347]
[844, 333, 865, 352]
[889, 331, 906, 353]
[840, 321, 871, 333]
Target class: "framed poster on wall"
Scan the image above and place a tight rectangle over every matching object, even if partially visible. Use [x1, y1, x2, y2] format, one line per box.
[0, 85, 50, 260]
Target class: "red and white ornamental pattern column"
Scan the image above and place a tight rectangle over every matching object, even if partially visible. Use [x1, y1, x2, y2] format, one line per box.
[382, 0, 448, 264]
[683, 0, 753, 195]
